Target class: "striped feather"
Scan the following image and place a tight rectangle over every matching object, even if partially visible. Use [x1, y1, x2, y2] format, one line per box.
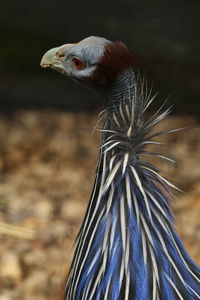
[64, 68, 200, 299]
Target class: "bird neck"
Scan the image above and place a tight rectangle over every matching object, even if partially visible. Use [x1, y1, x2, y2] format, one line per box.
[65, 70, 200, 300]
[105, 67, 136, 109]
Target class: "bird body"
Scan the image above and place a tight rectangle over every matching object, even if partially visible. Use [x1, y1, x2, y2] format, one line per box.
[41, 36, 200, 300]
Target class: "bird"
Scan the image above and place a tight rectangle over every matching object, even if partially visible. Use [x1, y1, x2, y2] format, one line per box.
[40, 36, 200, 300]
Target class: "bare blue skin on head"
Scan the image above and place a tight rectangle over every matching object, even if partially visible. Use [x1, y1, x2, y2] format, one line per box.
[41, 36, 110, 82]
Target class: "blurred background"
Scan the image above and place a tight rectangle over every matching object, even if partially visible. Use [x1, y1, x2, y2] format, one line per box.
[0, 0, 200, 299]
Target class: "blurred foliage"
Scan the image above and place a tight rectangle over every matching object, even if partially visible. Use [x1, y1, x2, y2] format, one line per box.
[0, 111, 199, 299]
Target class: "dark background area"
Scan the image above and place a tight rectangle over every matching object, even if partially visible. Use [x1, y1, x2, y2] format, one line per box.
[0, 0, 200, 112]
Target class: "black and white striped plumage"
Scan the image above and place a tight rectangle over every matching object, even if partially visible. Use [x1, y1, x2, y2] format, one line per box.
[41, 36, 200, 300]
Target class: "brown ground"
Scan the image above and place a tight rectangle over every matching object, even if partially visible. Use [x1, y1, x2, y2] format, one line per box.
[0, 110, 199, 300]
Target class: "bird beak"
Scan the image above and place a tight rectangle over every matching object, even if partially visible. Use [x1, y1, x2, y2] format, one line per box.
[40, 47, 60, 69]
[40, 44, 74, 74]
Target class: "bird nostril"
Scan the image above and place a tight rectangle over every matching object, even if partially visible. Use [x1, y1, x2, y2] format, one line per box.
[56, 51, 65, 58]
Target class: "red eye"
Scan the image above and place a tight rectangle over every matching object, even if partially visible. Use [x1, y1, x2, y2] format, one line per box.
[72, 57, 84, 70]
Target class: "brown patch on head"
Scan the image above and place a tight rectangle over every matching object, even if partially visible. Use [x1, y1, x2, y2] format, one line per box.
[90, 41, 136, 87]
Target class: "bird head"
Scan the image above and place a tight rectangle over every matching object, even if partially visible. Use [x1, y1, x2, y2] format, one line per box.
[40, 36, 136, 88]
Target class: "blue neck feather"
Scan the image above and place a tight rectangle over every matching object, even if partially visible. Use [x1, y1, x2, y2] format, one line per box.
[64, 68, 200, 300]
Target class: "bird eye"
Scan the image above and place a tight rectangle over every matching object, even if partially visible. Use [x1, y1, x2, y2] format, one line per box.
[71, 57, 85, 70]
